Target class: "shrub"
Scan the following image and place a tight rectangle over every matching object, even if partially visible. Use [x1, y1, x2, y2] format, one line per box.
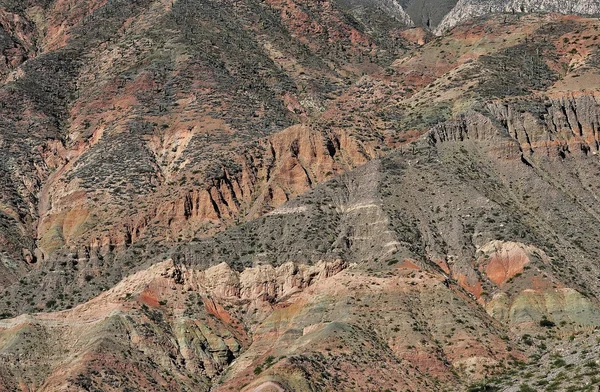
[467, 382, 499, 392]
[519, 384, 536, 392]
[539, 318, 556, 328]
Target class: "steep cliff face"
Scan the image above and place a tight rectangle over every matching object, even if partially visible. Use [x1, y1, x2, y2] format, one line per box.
[428, 92, 600, 159]
[486, 94, 600, 157]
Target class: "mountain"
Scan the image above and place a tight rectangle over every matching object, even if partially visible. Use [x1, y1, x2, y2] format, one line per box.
[0, 0, 415, 310]
[1, 1, 600, 391]
[435, 0, 600, 33]
[337, 0, 600, 32]
[399, 0, 459, 28]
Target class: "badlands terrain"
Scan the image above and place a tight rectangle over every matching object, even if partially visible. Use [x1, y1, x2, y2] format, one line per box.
[1, 0, 600, 391]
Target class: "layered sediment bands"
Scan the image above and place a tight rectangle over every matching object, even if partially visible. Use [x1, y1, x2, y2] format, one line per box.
[487, 93, 600, 157]
[428, 110, 527, 161]
[170, 124, 377, 225]
[471, 241, 600, 330]
[427, 93, 600, 159]
[156, 124, 350, 232]
[428, 111, 507, 144]
[6, 11, 600, 287]
[212, 262, 519, 391]
[419, 102, 600, 330]
[36, 124, 379, 254]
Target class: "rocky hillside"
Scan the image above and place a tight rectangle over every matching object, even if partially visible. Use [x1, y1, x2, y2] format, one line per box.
[1, 1, 600, 391]
[0, 259, 516, 391]
[435, 0, 600, 33]
[0, 0, 416, 301]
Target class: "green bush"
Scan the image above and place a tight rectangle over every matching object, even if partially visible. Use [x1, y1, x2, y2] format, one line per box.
[540, 318, 555, 328]
[518, 384, 536, 392]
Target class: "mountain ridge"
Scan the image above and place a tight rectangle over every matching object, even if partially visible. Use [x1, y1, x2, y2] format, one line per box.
[1, 2, 600, 391]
